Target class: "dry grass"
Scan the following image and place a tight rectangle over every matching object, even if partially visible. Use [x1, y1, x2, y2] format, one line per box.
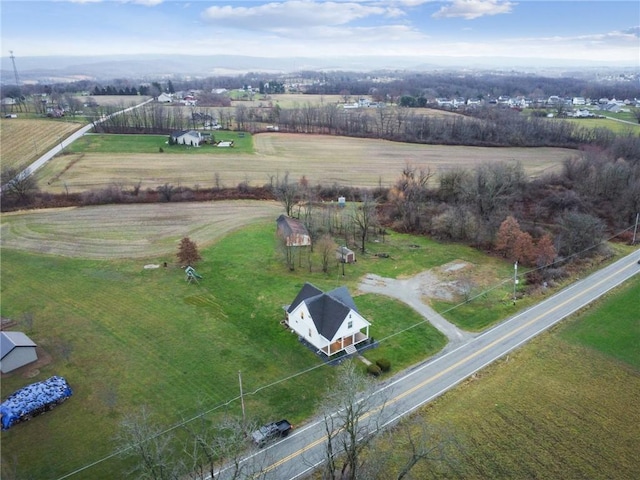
[0, 200, 282, 259]
[0, 119, 84, 172]
[37, 133, 575, 193]
[81, 95, 151, 107]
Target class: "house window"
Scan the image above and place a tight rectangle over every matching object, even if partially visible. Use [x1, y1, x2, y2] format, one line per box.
[348, 320, 353, 329]
[300, 311, 304, 319]
[309, 329, 312, 337]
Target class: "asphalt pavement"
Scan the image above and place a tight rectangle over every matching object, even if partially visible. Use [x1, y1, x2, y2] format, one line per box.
[212, 250, 639, 480]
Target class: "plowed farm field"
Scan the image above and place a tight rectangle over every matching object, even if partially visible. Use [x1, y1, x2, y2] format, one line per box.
[36, 133, 576, 193]
[0, 118, 84, 172]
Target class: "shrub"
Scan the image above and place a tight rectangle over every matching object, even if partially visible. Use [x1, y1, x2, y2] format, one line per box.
[366, 363, 382, 377]
[375, 358, 391, 372]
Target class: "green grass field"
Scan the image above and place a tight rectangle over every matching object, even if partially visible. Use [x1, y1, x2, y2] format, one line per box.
[362, 275, 640, 479]
[0, 219, 458, 479]
[69, 132, 254, 154]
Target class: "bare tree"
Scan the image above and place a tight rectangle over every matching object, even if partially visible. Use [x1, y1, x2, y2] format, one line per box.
[115, 406, 182, 480]
[182, 415, 256, 480]
[275, 171, 298, 217]
[316, 234, 337, 273]
[1, 167, 39, 204]
[276, 228, 296, 271]
[352, 193, 378, 253]
[319, 360, 390, 480]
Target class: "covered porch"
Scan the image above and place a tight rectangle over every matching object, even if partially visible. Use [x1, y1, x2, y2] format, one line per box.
[322, 329, 369, 356]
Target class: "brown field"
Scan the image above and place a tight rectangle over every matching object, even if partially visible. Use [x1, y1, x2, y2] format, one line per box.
[0, 118, 84, 171]
[0, 200, 281, 259]
[37, 133, 576, 193]
[81, 94, 151, 107]
[373, 333, 640, 479]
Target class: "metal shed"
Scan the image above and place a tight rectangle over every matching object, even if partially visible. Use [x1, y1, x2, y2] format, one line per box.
[0, 332, 38, 374]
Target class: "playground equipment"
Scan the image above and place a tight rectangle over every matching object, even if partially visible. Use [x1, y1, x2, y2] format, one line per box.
[0, 376, 72, 430]
[184, 266, 203, 284]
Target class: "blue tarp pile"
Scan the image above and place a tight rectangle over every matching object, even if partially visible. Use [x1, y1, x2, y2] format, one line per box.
[0, 376, 72, 430]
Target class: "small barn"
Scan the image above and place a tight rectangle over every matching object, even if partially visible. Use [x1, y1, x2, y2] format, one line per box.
[276, 215, 311, 247]
[0, 332, 38, 374]
[336, 246, 356, 264]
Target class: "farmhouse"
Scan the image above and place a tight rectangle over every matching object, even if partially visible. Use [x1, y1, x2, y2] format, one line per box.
[285, 283, 370, 356]
[170, 130, 202, 147]
[0, 332, 38, 374]
[157, 93, 173, 103]
[276, 215, 311, 247]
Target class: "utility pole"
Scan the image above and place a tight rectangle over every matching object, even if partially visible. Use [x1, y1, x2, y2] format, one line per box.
[513, 261, 518, 303]
[238, 370, 246, 426]
[9, 50, 20, 86]
[633, 213, 639, 245]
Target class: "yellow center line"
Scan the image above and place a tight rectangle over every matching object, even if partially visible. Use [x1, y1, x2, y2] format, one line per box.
[261, 262, 635, 475]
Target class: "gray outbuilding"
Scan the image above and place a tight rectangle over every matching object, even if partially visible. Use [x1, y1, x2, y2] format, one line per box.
[0, 332, 38, 373]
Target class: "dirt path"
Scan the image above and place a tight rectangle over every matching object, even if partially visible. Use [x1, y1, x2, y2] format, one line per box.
[359, 270, 475, 346]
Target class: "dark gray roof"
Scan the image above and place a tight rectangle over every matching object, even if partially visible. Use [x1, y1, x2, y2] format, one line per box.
[287, 282, 322, 313]
[288, 283, 358, 341]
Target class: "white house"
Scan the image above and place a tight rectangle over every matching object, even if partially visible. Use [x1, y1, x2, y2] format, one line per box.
[0, 332, 38, 373]
[157, 93, 173, 103]
[170, 130, 202, 147]
[285, 283, 370, 356]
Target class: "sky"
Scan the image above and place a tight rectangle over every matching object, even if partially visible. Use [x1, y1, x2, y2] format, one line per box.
[1, 0, 639, 66]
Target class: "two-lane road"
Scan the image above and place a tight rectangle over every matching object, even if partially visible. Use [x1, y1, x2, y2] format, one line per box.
[214, 251, 639, 480]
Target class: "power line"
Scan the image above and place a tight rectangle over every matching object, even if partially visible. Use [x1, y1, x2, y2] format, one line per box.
[54, 221, 639, 479]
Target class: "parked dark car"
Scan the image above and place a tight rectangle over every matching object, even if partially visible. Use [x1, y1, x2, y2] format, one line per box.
[251, 419, 292, 447]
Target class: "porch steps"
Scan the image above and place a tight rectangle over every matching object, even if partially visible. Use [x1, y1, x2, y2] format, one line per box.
[344, 344, 357, 356]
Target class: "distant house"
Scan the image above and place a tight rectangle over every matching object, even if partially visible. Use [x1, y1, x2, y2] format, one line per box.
[336, 246, 355, 264]
[285, 283, 371, 356]
[276, 215, 311, 247]
[157, 93, 173, 103]
[170, 130, 202, 147]
[0, 332, 38, 374]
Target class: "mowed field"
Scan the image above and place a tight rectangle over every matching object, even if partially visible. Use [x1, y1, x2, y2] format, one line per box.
[36, 133, 576, 193]
[0, 200, 282, 259]
[1, 197, 638, 479]
[0, 118, 84, 172]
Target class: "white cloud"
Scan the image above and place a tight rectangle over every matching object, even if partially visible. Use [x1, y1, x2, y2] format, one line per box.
[201, 0, 389, 30]
[433, 0, 515, 20]
[64, 0, 164, 4]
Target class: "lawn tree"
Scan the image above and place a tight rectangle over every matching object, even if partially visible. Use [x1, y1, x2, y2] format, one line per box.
[115, 406, 182, 480]
[318, 360, 391, 480]
[353, 192, 378, 253]
[177, 237, 202, 267]
[317, 234, 337, 273]
[276, 228, 296, 271]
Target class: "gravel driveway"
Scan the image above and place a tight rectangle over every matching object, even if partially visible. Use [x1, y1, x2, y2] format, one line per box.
[358, 268, 475, 347]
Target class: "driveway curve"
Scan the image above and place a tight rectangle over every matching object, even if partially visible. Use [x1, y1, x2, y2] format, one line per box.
[359, 271, 475, 346]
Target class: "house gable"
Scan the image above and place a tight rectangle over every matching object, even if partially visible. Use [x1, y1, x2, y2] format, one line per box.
[286, 282, 370, 351]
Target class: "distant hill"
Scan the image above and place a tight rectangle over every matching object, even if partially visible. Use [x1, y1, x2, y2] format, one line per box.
[0, 54, 635, 84]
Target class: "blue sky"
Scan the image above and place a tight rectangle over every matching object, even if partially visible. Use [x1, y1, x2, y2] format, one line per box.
[1, 1, 638, 65]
